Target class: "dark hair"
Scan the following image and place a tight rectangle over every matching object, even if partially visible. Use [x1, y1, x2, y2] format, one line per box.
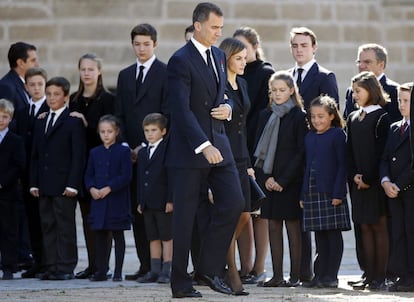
[219, 38, 245, 61]
[98, 114, 121, 132]
[185, 24, 195, 35]
[268, 70, 303, 109]
[46, 77, 70, 96]
[309, 95, 345, 130]
[290, 27, 317, 46]
[25, 67, 47, 82]
[131, 23, 157, 43]
[142, 112, 168, 130]
[351, 71, 390, 107]
[71, 53, 106, 103]
[192, 2, 223, 24]
[233, 26, 265, 61]
[358, 43, 388, 69]
[8, 41, 37, 69]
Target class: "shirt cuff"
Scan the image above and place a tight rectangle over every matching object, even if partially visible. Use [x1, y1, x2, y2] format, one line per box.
[65, 187, 78, 194]
[381, 176, 391, 184]
[30, 187, 38, 193]
[195, 141, 211, 154]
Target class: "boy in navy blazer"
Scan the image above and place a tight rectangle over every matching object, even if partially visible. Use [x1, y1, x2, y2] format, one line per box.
[0, 99, 25, 280]
[136, 113, 172, 284]
[30, 77, 86, 280]
[381, 82, 414, 292]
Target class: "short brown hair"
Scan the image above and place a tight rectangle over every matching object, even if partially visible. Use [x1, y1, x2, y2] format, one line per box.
[290, 27, 317, 46]
[25, 67, 47, 82]
[142, 113, 168, 130]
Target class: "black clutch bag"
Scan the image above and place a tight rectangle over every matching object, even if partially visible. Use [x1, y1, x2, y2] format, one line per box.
[249, 175, 266, 212]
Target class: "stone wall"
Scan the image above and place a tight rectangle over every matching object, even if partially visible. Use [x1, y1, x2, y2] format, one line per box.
[0, 0, 413, 110]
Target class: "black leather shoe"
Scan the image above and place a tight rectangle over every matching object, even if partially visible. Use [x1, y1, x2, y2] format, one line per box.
[21, 264, 42, 279]
[49, 272, 74, 280]
[232, 289, 249, 296]
[286, 278, 301, 287]
[38, 271, 51, 280]
[192, 272, 208, 286]
[198, 274, 232, 294]
[75, 268, 93, 279]
[137, 271, 159, 283]
[172, 288, 202, 298]
[125, 269, 148, 281]
[352, 280, 368, 290]
[90, 273, 108, 281]
[260, 277, 287, 287]
[348, 274, 366, 286]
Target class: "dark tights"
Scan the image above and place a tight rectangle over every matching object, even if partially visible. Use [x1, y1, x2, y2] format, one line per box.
[361, 215, 389, 283]
[314, 230, 343, 282]
[95, 230, 125, 278]
[268, 219, 301, 281]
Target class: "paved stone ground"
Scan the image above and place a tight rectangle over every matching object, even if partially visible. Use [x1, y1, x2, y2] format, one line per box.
[1, 207, 414, 301]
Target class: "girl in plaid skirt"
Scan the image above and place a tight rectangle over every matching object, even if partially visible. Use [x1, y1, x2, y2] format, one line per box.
[300, 96, 351, 288]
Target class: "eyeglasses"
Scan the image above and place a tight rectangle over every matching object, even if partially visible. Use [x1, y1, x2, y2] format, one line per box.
[355, 59, 376, 66]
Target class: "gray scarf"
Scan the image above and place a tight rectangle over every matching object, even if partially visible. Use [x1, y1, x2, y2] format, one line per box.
[254, 98, 296, 174]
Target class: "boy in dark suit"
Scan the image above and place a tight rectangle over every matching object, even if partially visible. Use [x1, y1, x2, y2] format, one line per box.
[115, 23, 169, 280]
[30, 77, 86, 280]
[0, 98, 25, 280]
[381, 82, 414, 292]
[136, 113, 172, 284]
[14, 67, 49, 278]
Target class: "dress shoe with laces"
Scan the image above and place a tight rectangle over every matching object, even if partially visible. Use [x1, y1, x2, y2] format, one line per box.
[198, 274, 232, 295]
[172, 288, 202, 298]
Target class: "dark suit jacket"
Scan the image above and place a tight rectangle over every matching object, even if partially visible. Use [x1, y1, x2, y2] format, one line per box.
[137, 139, 172, 211]
[224, 77, 250, 162]
[0, 70, 29, 112]
[0, 131, 25, 200]
[343, 75, 400, 122]
[30, 108, 86, 196]
[380, 120, 414, 193]
[166, 41, 234, 168]
[115, 58, 168, 149]
[290, 62, 338, 110]
[13, 101, 49, 172]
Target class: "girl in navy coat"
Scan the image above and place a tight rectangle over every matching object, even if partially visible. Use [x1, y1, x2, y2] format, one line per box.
[300, 96, 351, 288]
[85, 115, 132, 282]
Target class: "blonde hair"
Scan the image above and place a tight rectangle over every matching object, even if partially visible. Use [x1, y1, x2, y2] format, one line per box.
[0, 98, 15, 118]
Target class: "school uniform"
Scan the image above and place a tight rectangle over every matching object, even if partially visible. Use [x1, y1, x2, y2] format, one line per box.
[0, 129, 25, 274]
[137, 139, 172, 241]
[30, 107, 86, 277]
[380, 120, 414, 285]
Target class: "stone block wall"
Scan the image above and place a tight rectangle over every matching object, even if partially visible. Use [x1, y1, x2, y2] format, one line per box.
[0, 0, 413, 110]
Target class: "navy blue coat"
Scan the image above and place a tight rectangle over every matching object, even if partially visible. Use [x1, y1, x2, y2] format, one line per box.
[0, 70, 28, 112]
[30, 108, 86, 196]
[166, 41, 234, 168]
[137, 139, 172, 211]
[289, 62, 338, 111]
[85, 143, 132, 230]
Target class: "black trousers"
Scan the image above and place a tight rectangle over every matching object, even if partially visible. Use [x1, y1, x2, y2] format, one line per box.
[0, 197, 18, 271]
[39, 195, 77, 274]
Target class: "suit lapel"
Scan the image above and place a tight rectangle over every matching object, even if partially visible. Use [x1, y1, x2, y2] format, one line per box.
[136, 59, 158, 104]
[46, 108, 69, 137]
[300, 62, 318, 93]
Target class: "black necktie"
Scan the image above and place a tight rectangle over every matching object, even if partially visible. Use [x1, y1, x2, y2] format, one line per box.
[206, 49, 217, 83]
[147, 145, 154, 159]
[30, 104, 36, 117]
[46, 112, 56, 133]
[400, 121, 408, 136]
[296, 68, 304, 88]
[136, 65, 145, 97]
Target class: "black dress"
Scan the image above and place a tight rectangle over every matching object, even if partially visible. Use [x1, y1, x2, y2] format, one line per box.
[347, 108, 390, 224]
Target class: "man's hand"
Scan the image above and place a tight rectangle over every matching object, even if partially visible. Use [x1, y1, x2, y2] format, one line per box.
[202, 145, 223, 164]
[63, 189, 77, 197]
[210, 104, 231, 120]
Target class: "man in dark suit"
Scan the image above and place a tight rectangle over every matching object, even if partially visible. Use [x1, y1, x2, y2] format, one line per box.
[289, 27, 338, 111]
[166, 2, 244, 298]
[0, 41, 39, 270]
[381, 82, 414, 292]
[343, 43, 400, 122]
[288, 26, 339, 286]
[0, 42, 39, 113]
[30, 77, 86, 280]
[115, 23, 168, 281]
